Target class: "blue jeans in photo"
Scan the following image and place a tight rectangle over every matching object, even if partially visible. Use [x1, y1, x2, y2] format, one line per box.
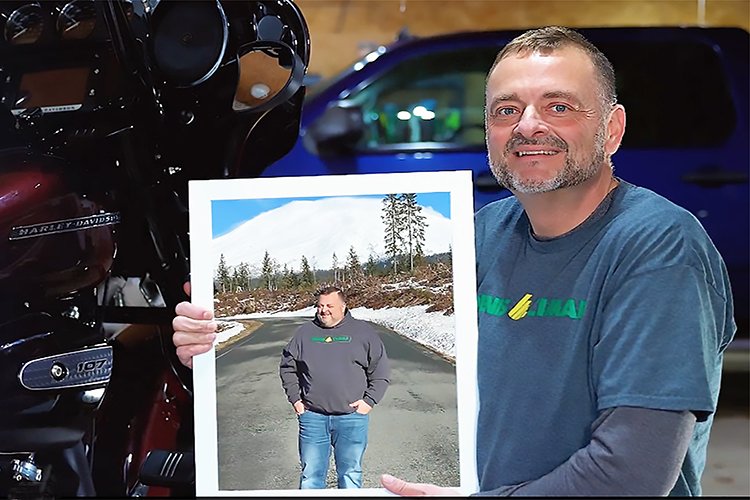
[297, 410, 369, 489]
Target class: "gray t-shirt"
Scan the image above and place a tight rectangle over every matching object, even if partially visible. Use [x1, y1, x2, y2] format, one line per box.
[474, 180, 735, 495]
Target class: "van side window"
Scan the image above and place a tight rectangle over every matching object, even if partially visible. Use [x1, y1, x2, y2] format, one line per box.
[602, 41, 736, 148]
[341, 39, 736, 151]
[343, 48, 497, 150]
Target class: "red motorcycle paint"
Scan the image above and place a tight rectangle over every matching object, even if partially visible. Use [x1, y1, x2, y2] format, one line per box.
[0, 0, 310, 495]
[0, 151, 116, 300]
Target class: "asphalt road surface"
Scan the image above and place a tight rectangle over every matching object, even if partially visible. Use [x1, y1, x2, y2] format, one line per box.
[215, 317, 460, 492]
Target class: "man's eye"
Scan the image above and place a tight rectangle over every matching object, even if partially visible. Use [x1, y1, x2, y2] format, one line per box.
[550, 104, 570, 113]
[493, 107, 516, 117]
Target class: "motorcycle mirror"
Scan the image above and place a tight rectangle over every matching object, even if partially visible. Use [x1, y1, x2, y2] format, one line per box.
[231, 40, 304, 114]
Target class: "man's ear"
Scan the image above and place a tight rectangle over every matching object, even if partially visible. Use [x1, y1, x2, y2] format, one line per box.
[605, 104, 626, 156]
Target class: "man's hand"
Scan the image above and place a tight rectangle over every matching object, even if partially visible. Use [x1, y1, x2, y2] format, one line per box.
[293, 400, 306, 415]
[349, 399, 372, 415]
[380, 474, 459, 496]
[172, 282, 216, 369]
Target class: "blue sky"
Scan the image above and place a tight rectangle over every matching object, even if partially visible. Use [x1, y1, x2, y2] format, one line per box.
[212, 192, 450, 238]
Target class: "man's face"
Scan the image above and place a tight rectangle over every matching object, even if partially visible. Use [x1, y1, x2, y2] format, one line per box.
[485, 46, 611, 194]
[316, 292, 346, 327]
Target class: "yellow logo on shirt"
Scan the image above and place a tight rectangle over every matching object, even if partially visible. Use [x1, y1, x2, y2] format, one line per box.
[508, 293, 533, 320]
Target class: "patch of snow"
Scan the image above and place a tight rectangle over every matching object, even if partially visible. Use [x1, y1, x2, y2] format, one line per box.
[352, 305, 455, 360]
[215, 322, 245, 344]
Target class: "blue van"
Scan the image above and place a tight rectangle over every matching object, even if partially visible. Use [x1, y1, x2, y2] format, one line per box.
[260, 27, 749, 342]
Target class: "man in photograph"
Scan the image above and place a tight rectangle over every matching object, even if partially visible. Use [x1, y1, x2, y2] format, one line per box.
[279, 286, 390, 489]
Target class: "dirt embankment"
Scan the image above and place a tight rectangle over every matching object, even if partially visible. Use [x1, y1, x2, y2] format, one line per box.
[214, 262, 454, 317]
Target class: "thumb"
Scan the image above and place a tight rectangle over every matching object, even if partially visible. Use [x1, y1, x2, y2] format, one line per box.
[381, 474, 421, 496]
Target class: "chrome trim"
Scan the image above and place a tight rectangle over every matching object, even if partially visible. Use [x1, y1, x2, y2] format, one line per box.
[9, 212, 121, 240]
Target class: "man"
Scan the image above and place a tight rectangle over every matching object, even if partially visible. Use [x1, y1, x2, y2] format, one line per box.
[279, 286, 390, 489]
[172, 26, 735, 496]
[380, 26, 735, 496]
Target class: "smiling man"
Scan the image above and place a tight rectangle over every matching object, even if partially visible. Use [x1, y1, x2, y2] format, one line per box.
[170, 26, 736, 498]
[279, 286, 390, 490]
[380, 26, 735, 496]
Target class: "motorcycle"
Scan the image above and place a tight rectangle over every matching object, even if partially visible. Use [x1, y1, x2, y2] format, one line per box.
[0, 0, 310, 496]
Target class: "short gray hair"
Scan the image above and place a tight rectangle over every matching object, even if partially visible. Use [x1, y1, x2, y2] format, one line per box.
[488, 26, 617, 111]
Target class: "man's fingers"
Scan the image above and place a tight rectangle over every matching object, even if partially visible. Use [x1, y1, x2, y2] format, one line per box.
[380, 474, 459, 497]
[381, 474, 427, 496]
[176, 342, 213, 368]
[172, 302, 216, 338]
[183, 281, 191, 297]
[172, 330, 215, 349]
[172, 316, 217, 336]
[174, 301, 213, 321]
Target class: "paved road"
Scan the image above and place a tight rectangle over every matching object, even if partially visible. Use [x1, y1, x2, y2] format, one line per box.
[215, 317, 459, 492]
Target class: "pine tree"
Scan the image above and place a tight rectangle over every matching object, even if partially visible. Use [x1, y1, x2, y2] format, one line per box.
[400, 193, 427, 272]
[215, 253, 231, 293]
[280, 264, 290, 290]
[260, 250, 274, 290]
[284, 264, 301, 289]
[364, 253, 378, 277]
[234, 262, 250, 292]
[346, 245, 363, 283]
[381, 194, 405, 274]
[332, 252, 340, 283]
[230, 267, 240, 292]
[300, 255, 314, 286]
[271, 258, 281, 291]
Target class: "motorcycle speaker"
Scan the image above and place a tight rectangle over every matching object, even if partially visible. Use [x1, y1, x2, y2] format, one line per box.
[149, 0, 228, 88]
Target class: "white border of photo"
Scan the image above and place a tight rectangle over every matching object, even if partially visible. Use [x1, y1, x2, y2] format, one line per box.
[188, 171, 479, 497]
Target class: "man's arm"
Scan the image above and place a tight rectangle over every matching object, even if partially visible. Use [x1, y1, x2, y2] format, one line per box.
[473, 406, 696, 496]
[279, 341, 302, 405]
[363, 335, 390, 407]
[382, 406, 696, 497]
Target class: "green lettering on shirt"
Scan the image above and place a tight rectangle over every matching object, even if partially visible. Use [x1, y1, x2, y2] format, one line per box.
[311, 336, 352, 343]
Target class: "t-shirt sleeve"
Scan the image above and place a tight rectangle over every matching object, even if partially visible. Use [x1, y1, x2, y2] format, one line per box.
[592, 264, 732, 420]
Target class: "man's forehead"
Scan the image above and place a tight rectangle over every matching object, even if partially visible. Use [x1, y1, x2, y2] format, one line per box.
[487, 46, 597, 100]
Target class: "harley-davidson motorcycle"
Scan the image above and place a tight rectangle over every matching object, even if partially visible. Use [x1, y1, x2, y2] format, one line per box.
[0, 0, 310, 496]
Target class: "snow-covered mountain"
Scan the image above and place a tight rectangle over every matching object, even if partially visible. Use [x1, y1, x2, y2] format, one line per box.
[212, 196, 453, 274]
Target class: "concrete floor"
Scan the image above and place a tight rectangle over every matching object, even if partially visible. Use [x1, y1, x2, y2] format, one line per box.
[702, 415, 750, 496]
[702, 357, 749, 497]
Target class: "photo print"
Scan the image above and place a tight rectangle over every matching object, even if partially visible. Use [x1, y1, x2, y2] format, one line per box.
[189, 171, 479, 496]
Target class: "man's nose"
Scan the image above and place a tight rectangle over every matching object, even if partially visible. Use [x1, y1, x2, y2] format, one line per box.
[514, 106, 549, 138]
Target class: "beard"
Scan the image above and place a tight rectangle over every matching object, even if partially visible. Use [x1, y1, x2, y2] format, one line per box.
[488, 126, 608, 194]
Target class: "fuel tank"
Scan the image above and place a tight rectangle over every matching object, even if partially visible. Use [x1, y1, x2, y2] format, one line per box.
[0, 149, 118, 301]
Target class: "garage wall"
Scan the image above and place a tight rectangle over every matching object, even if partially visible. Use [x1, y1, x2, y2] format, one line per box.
[294, 0, 750, 79]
